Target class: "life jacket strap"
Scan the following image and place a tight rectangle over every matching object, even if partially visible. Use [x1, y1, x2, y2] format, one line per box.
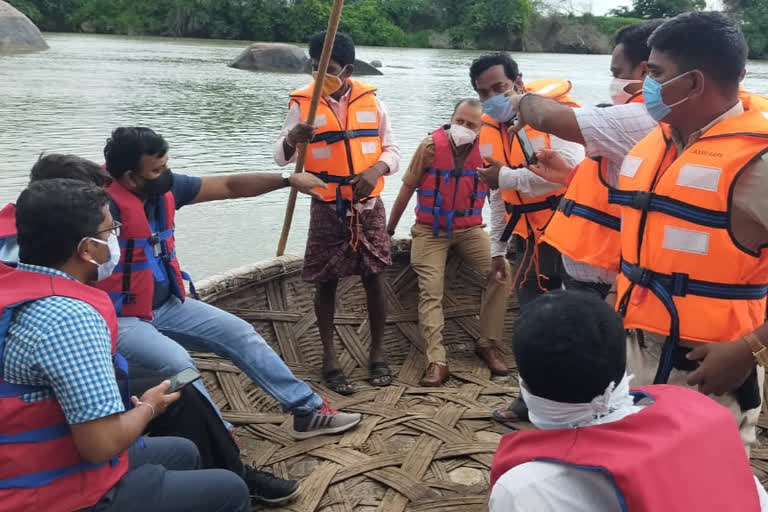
[311, 129, 380, 145]
[501, 195, 563, 242]
[620, 260, 768, 384]
[609, 190, 728, 229]
[557, 197, 621, 231]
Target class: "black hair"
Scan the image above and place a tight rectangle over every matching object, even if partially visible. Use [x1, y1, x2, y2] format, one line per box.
[104, 127, 169, 179]
[469, 52, 520, 90]
[308, 31, 355, 67]
[613, 20, 664, 68]
[30, 153, 112, 187]
[514, 290, 626, 403]
[452, 98, 482, 115]
[16, 179, 110, 268]
[648, 11, 747, 91]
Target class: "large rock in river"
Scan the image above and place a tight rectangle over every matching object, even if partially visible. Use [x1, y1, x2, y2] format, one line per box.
[230, 42, 382, 75]
[0, 1, 48, 54]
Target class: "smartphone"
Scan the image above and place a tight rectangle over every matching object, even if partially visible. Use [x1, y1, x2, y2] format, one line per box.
[516, 129, 538, 166]
[166, 367, 201, 394]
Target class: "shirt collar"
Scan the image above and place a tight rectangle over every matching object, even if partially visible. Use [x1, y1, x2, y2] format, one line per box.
[17, 262, 77, 281]
[671, 100, 743, 149]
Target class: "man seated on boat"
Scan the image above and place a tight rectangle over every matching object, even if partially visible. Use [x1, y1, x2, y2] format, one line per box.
[471, 53, 585, 314]
[0, 153, 113, 262]
[1, 178, 251, 512]
[273, 31, 400, 394]
[386, 99, 511, 386]
[489, 290, 768, 512]
[508, 12, 768, 453]
[96, 126, 362, 445]
[0, 153, 303, 505]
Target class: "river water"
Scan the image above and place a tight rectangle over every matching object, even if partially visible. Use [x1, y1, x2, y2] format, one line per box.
[2, 33, 768, 279]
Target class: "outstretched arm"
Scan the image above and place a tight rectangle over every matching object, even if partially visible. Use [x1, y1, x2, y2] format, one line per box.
[192, 172, 327, 204]
[507, 93, 585, 146]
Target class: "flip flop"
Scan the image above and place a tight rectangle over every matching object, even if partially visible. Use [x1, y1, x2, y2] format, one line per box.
[369, 361, 392, 387]
[492, 396, 529, 422]
[322, 368, 355, 395]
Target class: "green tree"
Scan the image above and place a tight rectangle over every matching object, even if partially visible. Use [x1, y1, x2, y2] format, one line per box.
[631, 0, 705, 19]
[468, 0, 533, 49]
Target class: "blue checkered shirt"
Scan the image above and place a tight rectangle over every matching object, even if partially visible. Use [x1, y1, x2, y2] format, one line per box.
[2, 263, 124, 424]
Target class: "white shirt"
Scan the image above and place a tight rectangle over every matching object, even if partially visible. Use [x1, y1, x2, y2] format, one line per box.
[0, 235, 19, 263]
[489, 135, 585, 258]
[489, 405, 768, 512]
[559, 104, 658, 283]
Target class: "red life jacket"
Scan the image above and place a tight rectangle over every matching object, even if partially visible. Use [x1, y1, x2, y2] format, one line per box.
[490, 385, 761, 512]
[94, 181, 187, 321]
[0, 204, 15, 253]
[415, 126, 488, 237]
[0, 263, 129, 512]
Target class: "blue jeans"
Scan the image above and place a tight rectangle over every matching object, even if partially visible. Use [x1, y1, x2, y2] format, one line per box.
[82, 437, 249, 512]
[117, 296, 323, 418]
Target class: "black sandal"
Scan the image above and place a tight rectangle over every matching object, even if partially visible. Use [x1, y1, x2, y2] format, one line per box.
[322, 368, 355, 395]
[492, 396, 529, 422]
[369, 361, 393, 387]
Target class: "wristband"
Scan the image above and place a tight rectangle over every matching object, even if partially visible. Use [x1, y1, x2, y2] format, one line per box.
[135, 401, 156, 418]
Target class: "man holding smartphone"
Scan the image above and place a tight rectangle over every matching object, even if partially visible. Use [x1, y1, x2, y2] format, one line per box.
[470, 53, 585, 308]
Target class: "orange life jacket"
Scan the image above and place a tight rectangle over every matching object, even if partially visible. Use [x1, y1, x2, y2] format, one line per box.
[479, 120, 564, 242]
[542, 157, 621, 271]
[626, 92, 644, 104]
[289, 79, 384, 216]
[478, 79, 579, 242]
[739, 88, 768, 111]
[609, 108, 768, 383]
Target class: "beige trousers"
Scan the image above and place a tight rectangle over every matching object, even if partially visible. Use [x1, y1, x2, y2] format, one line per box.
[410, 223, 511, 364]
[626, 330, 764, 455]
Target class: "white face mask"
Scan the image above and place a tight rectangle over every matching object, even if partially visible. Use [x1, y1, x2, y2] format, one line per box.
[449, 124, 479, 147]
[83, 233, 121, 282]
[520, 373, 636, 430]
[609, 77, 643, 105]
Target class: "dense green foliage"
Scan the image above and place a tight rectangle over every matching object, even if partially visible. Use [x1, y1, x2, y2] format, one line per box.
[7, 0, 765, 57]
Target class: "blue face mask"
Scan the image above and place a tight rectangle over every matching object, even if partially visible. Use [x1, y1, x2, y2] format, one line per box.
[482, 95, 516, 123]
[642, 72, 691, 122]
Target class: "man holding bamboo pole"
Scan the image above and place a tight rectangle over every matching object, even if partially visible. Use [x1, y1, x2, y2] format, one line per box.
[274, 31, 400, 395]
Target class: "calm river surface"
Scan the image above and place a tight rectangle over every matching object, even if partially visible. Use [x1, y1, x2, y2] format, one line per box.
[2, 33, 768, 279]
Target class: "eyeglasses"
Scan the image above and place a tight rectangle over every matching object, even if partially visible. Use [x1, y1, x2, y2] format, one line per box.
[93, 221, 122, 238]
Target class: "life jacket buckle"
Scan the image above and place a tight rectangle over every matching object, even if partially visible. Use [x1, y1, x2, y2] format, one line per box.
[123, 293, 137, 305]
[631, 192, 653, 212]
[344, 129, 356, 140]
[626, 264, 652, 288]
[558, 197, 575, 216]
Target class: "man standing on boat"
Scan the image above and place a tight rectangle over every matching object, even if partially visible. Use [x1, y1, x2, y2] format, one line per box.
[386, 99, 511, 386]
[274, 31, 400, 395]
[471, 53, 585, 310]
[510, 12, 768, 452]
[489, 20, 663, 424]
[96, 126, 363, 456]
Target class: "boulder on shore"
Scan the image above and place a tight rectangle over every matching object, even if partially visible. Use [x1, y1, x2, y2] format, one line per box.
[0, 1, 48, 54]
[230, 42, 382, 75]
[370, 59, 382, 68]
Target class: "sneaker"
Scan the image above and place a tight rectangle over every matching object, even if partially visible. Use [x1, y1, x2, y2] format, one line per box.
[291, 397, 362, 440]
[244, 465, 300, 505]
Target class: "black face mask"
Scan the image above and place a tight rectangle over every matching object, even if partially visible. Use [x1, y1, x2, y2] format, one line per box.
[139, 169, 174, 198]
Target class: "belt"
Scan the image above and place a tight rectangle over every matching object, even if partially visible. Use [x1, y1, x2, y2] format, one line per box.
[501, 195, 562, 242]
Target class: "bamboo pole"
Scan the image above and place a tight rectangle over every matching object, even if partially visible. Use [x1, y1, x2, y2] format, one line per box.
[276, 0, 345, 257]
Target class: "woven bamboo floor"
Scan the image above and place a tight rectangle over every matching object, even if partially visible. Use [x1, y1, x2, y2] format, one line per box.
[193, 240, 768, 511]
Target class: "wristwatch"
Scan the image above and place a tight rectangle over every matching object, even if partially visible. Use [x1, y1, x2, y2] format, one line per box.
[744, 333, 768, 366]
[281, 171, 292, 188]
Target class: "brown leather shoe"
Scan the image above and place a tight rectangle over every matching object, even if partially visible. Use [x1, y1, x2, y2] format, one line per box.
[420, 363, 449, 387]
[476, 345, 510, 376]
